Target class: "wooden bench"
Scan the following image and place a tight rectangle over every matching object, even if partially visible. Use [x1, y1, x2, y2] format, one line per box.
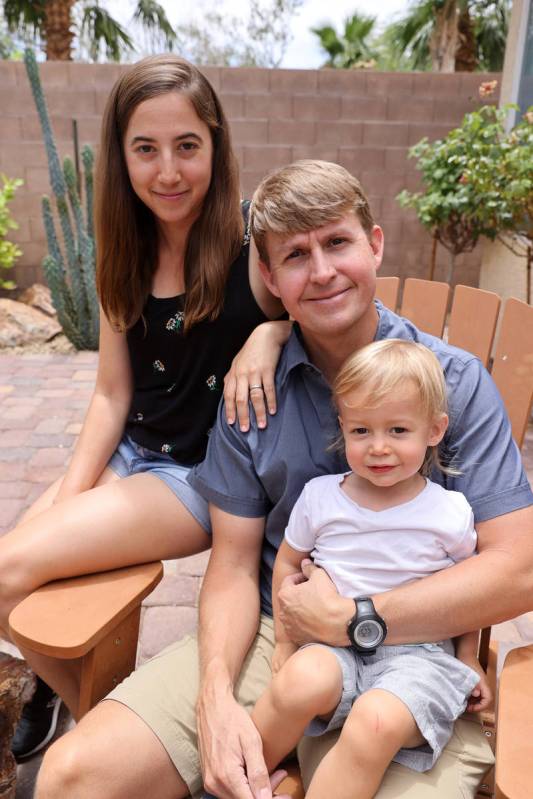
[9, 562, 163, 721]
[9, 279, 533, 797]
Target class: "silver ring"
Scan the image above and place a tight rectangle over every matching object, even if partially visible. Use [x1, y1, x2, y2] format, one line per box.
[249, 384, 263, 392]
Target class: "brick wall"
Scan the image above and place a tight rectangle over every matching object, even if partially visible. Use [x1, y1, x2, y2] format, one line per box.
[0, 61, 500, 290]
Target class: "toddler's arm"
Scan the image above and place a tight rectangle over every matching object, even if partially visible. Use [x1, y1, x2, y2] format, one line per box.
[272, 539, 310, 672]
[455, 630, 492, 712]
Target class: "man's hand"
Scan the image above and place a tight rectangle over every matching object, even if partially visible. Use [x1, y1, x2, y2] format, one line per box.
[198, 689, 274, 799]
[277, 560, 352, 647]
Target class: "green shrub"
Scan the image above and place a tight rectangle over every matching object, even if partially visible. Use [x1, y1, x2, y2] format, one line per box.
[0, 174, 23, 290]
[397, 102, 533, 283]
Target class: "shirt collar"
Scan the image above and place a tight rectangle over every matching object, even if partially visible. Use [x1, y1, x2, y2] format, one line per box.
[279, 300, 396, 386]
[277, 324, 322, 387]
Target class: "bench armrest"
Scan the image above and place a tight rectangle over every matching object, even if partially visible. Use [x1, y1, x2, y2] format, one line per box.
[495, 643, 533, 799]
[9, 562, 163, 659]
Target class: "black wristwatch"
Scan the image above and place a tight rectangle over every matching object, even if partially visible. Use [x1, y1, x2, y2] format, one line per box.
[347, 597, 387, 656]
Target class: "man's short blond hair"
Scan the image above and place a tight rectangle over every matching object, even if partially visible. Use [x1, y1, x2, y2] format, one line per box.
[250, 160, 375, 265]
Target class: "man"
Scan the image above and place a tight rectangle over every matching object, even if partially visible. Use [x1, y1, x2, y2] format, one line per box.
[37, 161, 533, 799]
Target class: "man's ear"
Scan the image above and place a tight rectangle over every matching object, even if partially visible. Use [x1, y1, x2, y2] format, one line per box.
[427, 413, 448, 447]
[257, 258, 281, 299]
[369, 225, 385, 271]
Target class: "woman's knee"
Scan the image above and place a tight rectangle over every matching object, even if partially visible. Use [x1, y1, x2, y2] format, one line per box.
[0, 536, 33, 620]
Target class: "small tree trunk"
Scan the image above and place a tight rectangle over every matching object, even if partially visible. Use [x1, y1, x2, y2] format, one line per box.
[446, 250, 456, 285]
[455, 7, 478, 72]
[429, 233, 438, 280]
[44, 0, 75, 61]
[430, 0, 459, 73]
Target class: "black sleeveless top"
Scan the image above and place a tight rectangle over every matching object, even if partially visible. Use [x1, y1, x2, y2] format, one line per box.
[125, 208, 268, 465]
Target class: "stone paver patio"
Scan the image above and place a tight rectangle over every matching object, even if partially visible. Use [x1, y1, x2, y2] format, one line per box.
[0, 350, 532, 797]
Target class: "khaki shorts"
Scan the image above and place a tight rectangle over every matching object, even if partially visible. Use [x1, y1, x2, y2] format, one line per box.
[107, 615, 494, 799]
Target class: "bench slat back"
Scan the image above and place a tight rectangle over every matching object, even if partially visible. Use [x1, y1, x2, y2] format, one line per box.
[375, 276, 400, 310]
[491, 298, 533, 449]
[447, 285, 501, 368]
[400, 278, 450, 337]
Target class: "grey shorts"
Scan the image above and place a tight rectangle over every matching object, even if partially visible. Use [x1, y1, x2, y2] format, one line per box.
[108, 434, 211, 534]
[305, 641, 480, 772]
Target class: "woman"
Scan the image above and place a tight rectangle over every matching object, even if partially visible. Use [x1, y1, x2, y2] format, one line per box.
[0, 55, 289, 739]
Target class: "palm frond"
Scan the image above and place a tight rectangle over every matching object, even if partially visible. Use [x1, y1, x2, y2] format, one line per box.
[80, 4, 134, 62]
[133, 0, 176, 50]
[3, 0, 45, 37]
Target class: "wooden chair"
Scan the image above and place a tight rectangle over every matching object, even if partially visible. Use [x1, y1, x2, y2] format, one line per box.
[8, 285, 533, 797]
[9, 562, 163, 721]
[447, 285, 501, 368]
[490, 298, 533, 448]
[400, 277, 450, 337]
[375, 276, 400, 310]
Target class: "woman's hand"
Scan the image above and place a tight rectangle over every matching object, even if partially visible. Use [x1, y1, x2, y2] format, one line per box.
[224, 321, 292, 432]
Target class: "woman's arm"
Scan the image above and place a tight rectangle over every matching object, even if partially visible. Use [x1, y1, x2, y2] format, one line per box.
[223, 238, 291, 431]
[54, 308, 133, 502]
[223, 320, 292, 431]
[248, 236, 283, 321]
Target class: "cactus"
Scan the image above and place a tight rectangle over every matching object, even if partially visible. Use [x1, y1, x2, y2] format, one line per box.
[24, 48, 99, 350]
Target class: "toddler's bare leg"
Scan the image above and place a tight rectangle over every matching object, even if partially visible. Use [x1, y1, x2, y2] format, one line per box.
[252, 645, 343, 772]
[306, 688, 424, 799]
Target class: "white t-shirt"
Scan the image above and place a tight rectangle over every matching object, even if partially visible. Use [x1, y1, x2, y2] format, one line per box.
[285, 475, 477, 598]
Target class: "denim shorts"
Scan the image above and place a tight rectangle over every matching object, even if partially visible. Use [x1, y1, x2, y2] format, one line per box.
[108, 434, 211, 534]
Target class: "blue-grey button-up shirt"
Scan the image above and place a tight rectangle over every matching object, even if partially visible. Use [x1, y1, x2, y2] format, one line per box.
[189, 302, 533, 616]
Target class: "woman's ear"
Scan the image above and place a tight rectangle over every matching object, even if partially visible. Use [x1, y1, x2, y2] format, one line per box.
[427, 413, 448, 447]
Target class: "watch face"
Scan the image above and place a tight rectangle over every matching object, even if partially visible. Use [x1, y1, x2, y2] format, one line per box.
[355, 619, 383, 649]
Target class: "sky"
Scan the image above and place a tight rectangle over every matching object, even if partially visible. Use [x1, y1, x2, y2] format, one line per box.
[105, 0, 410, 68]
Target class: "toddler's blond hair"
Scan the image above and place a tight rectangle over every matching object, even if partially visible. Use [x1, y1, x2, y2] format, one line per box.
[334, 339, 454, 476]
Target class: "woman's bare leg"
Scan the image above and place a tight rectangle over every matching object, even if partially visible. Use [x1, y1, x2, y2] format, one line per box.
[0, 471, 210, 710]
[36, 699, 190, 799]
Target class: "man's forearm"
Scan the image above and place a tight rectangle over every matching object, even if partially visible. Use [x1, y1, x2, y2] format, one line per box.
[199, 561, 261, 692]
[375, 507, 533, 643]
[375, 549, 526, 643]
[282, 507, 533, 647]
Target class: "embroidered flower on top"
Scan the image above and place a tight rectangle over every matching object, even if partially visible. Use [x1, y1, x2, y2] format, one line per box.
[166, 311, 185, 333]
[161, 443, 174, 454]
[153, 359, 165, 372]
[206, 374, 217, 391]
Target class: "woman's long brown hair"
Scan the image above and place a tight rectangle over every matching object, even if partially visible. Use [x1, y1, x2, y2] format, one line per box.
[95, 55, 243, 333]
